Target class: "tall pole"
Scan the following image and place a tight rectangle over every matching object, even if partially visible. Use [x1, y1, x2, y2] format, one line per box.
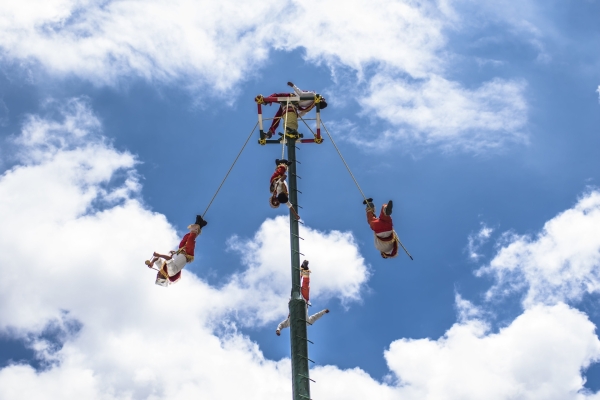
[287, 136, 311, 400]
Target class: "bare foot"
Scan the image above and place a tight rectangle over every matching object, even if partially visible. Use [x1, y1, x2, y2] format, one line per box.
[325, 309, 330, 313]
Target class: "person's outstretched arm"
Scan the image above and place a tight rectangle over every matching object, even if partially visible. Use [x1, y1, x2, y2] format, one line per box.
[276, 316, 290, 335]
[307, 309, 329, 325]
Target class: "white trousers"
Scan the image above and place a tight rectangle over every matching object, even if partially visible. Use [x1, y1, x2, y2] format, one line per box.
[277, 308, 328, 332]
[374, 230, 396, 255]
[155, 253, 188, 286]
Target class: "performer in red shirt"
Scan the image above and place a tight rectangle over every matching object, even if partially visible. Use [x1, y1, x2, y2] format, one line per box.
[364, 198, 399, 259]
[300, 260, 310, 304]
[145, 215, 207, 287]
[269, 159, 300, 220]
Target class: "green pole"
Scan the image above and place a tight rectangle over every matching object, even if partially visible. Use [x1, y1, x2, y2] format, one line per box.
[287, 136, 311, 400]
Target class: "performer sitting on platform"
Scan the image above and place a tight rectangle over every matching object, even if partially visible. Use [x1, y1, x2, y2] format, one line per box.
[265, 82, 327, 138]
[276, 307, 329, 336]
[145, 215, 207, 286]
[364, 198, 399, 259]
[270, 159, 300, 220]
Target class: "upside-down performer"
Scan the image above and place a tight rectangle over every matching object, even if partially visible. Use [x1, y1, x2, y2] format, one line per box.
[145, 215, 207, 287]
[364, 198, 399, 259]
[269, 159, 300, 220]
[265, 82, 327, 138]
[276, 307, 329, 336]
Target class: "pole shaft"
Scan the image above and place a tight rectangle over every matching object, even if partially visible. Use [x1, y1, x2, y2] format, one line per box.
[287, 138, 311, 400]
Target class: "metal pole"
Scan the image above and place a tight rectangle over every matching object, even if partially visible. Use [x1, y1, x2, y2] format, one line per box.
[287, 137, 311, 400]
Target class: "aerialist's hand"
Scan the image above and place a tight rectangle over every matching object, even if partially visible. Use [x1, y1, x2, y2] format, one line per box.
[287, 82, 294, 87]
[276, 330, 281, 336]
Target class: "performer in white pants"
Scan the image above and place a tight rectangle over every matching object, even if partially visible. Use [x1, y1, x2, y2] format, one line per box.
[276, 307, 329, 336]
[145, 215, 207, 287]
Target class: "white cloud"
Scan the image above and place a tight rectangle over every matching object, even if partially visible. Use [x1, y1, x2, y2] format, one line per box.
[223, 216, 370, 325]
[0, 99, 372, 399]
[383, 302, 600, 400]
[467, 222, 494, 261]
[477, 190, 600, 307]
[0, 98, 598, 399]
[0, 0, 529, 151]
[0, 0, 278, 91]
[352, 74, 528, 152]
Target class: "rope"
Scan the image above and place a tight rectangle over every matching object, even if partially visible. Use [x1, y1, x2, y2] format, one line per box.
[298, 114, 317, 138]
[321, 121, 413, 260]
[321, 121, 368, 202]
[202, 122, 258, 217]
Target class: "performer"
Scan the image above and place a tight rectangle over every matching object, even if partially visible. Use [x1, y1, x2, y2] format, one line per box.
[276, 308, 329, 336]
[364, 199, 399, 259]
[269, 159, 300, 220]
[265, 82, 327, 138]
[145, 215, 207, 287]
[300, 260, 310, 304]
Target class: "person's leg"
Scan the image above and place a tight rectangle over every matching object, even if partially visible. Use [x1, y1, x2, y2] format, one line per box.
[165, 253, 188, 277]
[385, 200, 393, 216]
[379, 204, 393, 224]
[268, 107, 283, 137]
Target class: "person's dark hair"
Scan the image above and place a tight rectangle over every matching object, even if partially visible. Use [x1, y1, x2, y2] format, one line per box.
[319, 99, 328, 109]
[277, 193, 289, 203]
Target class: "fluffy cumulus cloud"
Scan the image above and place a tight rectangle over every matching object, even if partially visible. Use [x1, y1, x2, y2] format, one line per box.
[383, 301, 600, 400]
[224, 216, 369, 325]
[0, 0, 278, 91]
[357, 75, 528, 152]
[0, 0, 528, 151]
[478, 190, 600, 307]
[310, 299, 600, 400]
[0, 99, 374, 399]
[1, 99, 600, 399]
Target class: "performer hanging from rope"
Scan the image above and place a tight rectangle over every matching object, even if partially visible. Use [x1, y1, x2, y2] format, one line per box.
[364, 199, 400, 259]
[276, 307, 329, 336]
[265, 82, 327, 138]
[300, 260, 311, 304]
[270, 159, 300, 220]
[145, 215, 208, 287]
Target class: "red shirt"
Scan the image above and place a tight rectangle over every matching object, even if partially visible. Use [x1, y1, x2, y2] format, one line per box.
[367, 209, 393, 234]
[179, 232, 198, 256]
[270, 165, 287, 185]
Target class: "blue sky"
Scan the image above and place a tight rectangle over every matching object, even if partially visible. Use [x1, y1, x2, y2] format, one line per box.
[1, 0, 600, 398]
